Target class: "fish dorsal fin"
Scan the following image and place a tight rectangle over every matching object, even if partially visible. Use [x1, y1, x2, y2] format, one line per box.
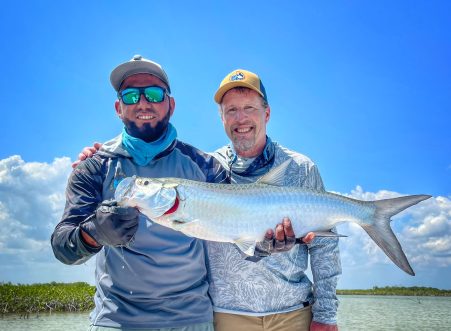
[234, 237, 257, 256]
[256, 159, 291, 186]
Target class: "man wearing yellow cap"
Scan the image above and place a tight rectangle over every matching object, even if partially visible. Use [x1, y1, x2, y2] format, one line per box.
[208, 69, 341, 331]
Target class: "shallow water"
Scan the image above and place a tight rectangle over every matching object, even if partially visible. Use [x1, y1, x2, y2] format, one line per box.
[0, 312, 90, 331]
[338, 295, 451, 330]
[1, 295, 450, 330]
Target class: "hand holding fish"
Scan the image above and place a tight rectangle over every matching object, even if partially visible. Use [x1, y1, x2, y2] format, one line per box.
[254, 218, 315, 257]
[80, 200, 139, 247]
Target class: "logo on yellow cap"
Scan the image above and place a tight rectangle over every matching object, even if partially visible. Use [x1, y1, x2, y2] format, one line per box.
[230, 72, 245, 81]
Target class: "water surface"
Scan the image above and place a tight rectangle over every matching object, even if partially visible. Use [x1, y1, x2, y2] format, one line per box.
[1, 295, 450, 330]
[338, 295, 451, 330]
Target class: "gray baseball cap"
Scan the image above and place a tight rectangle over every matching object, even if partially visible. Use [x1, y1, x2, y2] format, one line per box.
[110, 54, 171, 93]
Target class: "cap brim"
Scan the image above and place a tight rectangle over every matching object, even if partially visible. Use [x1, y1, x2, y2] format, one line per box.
[214, 81, 265, 104]
[110, 61, 170, 92]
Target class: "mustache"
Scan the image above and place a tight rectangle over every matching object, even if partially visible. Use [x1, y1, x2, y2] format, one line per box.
[136, 109, 158, 116]
[231, 121, 255, 130]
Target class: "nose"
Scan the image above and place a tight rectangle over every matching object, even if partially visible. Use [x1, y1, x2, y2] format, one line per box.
[136, 92, 152, 109]
[235, 108, 248, 121]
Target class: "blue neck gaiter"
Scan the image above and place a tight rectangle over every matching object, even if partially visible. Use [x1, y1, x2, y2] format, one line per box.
[122, 123, 177, 166]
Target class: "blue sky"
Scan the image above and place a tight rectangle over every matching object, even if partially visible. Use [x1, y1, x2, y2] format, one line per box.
[0, 1, 450, 289]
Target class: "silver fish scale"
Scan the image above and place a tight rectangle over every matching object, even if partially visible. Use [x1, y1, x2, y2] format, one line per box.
[157, 178, 376, 243]
[123, 175, 428, 275]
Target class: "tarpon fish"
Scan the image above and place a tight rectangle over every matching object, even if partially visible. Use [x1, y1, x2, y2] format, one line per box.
[115, 160, 431, 276]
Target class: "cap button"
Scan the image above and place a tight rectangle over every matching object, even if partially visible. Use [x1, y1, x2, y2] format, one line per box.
[132, 54, 142, 61]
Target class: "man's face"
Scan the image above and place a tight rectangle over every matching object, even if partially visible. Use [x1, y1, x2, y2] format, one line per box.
[115, 73, 175, 142]
[220, 88, 270, 158]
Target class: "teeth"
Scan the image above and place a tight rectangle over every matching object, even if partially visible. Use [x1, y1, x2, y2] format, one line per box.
[138, 115, 155, 120]
[236, 127, 252, 133]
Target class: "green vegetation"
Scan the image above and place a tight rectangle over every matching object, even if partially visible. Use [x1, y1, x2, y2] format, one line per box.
[337, 286, 451, 296]
[1, 283, 450, 316]
[0, 282, 94, 316]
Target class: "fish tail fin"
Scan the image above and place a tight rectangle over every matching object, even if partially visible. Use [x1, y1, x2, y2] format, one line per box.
[362, 194, 431, 276]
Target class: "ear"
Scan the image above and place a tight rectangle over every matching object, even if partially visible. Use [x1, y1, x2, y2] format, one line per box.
[219, 105, 226, 123]
[168, 96, 175, 117]
[115, 100, 122, 118]
[265, 105, 271, 123]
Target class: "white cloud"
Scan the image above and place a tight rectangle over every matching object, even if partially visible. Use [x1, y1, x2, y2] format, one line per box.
[0, 156, 450, 288]
[0, 155, 71, 248]
[335, 186, 451, 279]
[0, 155, 94, 284]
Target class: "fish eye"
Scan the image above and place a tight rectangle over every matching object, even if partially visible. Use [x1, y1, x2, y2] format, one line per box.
[143, 180, 149, 185]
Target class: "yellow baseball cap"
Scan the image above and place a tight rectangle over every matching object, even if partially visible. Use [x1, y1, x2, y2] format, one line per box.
[214, 69, 268, 104]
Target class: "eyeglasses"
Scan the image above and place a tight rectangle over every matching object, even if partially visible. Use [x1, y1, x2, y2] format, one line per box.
[222, 106, 261, 118]
[118, 86, 168, 105]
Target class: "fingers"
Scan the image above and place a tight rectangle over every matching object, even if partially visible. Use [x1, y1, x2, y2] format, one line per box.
[72, 142, 103, 169]
[300, 232, 315, 244]
[255, 229, 274, 256]
[282, 217, 295, 238]
[71, 160, 81, 169]
[282, 217, 296, 250]
[264, 229, 274, 240]
[274, 223, 285, 242]
[260, 218, 301, 254]
[273, 223, 285, 250]
[93, 142, 103, 150]
[82, 146, 97, 158]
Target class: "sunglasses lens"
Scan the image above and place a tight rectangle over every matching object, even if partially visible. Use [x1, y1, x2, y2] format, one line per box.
[121, 89, 140, 105]
[144, 87, 165, 103]
[119, 86, 166, 104]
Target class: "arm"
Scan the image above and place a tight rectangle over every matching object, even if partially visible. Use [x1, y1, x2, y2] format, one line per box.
[51, 158, 140, 265]
[305, 165, 342, 326]
[51, 159, 104, 264]
[309, 233, 341, 325]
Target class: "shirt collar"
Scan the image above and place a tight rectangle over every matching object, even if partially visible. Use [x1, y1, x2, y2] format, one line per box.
[226, 136, 275, 176]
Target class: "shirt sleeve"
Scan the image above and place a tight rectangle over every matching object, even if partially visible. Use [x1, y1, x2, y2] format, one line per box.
[304, 164, 342, 324]
[50, 158, 104, 265]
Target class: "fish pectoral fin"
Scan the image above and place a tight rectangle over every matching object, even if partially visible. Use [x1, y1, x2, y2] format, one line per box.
[234, 237, 257, 256]
[256, 160, 291, 186]
[312, 231, 347, 238]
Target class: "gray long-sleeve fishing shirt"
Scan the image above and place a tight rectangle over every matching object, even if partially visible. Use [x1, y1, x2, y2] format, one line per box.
[51, 134, 228, 329]
[207, 137, 342, 324]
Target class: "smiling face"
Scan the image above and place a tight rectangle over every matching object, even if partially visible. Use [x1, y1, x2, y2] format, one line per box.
[115, 73, 175, 142]
[220, 88, 270, 158]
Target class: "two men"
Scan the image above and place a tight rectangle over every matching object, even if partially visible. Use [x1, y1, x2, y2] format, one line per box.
[53, 55, 341, 331]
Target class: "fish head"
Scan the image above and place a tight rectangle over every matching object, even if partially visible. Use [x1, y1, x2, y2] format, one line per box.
[115, 177, 178, 219]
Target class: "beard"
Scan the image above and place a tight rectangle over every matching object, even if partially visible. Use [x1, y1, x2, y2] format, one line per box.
[231, 134, 256, 153]
[123, 110, 171, 142]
